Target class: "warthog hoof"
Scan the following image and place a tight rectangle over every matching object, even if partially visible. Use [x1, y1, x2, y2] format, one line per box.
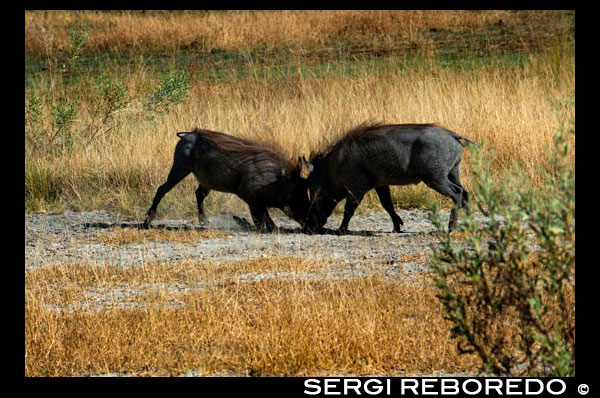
[198, 214, 210, 228]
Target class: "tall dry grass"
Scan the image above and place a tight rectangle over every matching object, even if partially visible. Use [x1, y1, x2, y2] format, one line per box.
[25, 52, 574, 217]
[25, 10, 574, 218]
[25, 10, 567, 56]
[25, 257, 481, 376]
[25, 11, 575, 376]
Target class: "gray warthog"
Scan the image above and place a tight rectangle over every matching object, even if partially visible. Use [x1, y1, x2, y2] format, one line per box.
[144, 128, 310, 232]
[301, 122, 478, 234]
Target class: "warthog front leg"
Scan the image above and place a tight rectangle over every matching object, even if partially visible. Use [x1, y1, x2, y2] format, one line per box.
[248, 204, 276, 233]
[375, 185, 404, 233]
[337, 190, 366, 235]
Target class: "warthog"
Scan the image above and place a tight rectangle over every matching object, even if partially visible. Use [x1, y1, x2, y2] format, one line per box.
[300, 122, 478, 234]
[144, 128, 310, 232]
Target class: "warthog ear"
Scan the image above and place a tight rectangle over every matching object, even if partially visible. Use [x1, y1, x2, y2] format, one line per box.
[298, 156, 314, 179]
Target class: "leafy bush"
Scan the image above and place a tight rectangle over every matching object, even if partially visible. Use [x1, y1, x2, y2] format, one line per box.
[83, 73, 129, 145]
[429, 125, 575, 376]
[66, 23, 88, 73]
[50, 100, 77, 152]
[25, 91, 45, 151]
[144, 68, 192, 115]
[24, 93, 78, 155]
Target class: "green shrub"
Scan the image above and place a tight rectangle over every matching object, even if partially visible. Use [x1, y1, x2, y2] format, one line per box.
[429, 125, 575, 376]
[144, 68, 191, 115]
[25, 90, 78, 155]
[50, 100, 77, 154]
[25, 91, 45, 151]
[66, 23, 88, 73]
[83, 73, 129, 145]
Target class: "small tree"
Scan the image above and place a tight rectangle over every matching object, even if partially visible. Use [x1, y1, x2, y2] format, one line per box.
[144, 68, 192, 116]
[429, 125, 574, 376]
[66, 23, 88, 74]
[83, 73, 129, 146]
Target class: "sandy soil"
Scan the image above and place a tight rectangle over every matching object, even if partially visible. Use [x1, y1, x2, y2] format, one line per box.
[25, 209, 449, 274]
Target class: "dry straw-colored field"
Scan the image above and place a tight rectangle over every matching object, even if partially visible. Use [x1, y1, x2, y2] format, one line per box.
[25, 10, 574, 377]
[25, 10, 574, 217]
[25, 10, 563, 55]
[25, 256, 481, 376]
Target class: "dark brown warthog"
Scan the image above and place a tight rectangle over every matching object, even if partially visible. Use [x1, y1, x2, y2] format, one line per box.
[144, 128, 310, 232]
[300, 122, 478, 234]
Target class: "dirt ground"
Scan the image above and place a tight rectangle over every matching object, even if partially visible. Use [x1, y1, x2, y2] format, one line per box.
[25, 209, 451, 274]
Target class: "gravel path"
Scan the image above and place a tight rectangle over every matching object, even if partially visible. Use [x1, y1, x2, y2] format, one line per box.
[25, 209, 446, 274]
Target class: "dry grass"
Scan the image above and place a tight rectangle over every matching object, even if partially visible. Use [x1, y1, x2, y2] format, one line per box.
[25, 10, 570, 56]
[90, 227, 232, 245]
[25, 10, 574, 378]
[25, 53, 574, 216]
[25, 257, 481, 376]
[25, 10, 574, 216]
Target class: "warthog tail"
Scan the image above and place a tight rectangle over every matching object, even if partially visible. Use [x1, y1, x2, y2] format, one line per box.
[454, 134, 480, 148]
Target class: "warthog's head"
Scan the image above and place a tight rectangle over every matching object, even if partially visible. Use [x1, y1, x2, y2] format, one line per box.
[279, 166, 312, 228]
[298, 156, 337, 233]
